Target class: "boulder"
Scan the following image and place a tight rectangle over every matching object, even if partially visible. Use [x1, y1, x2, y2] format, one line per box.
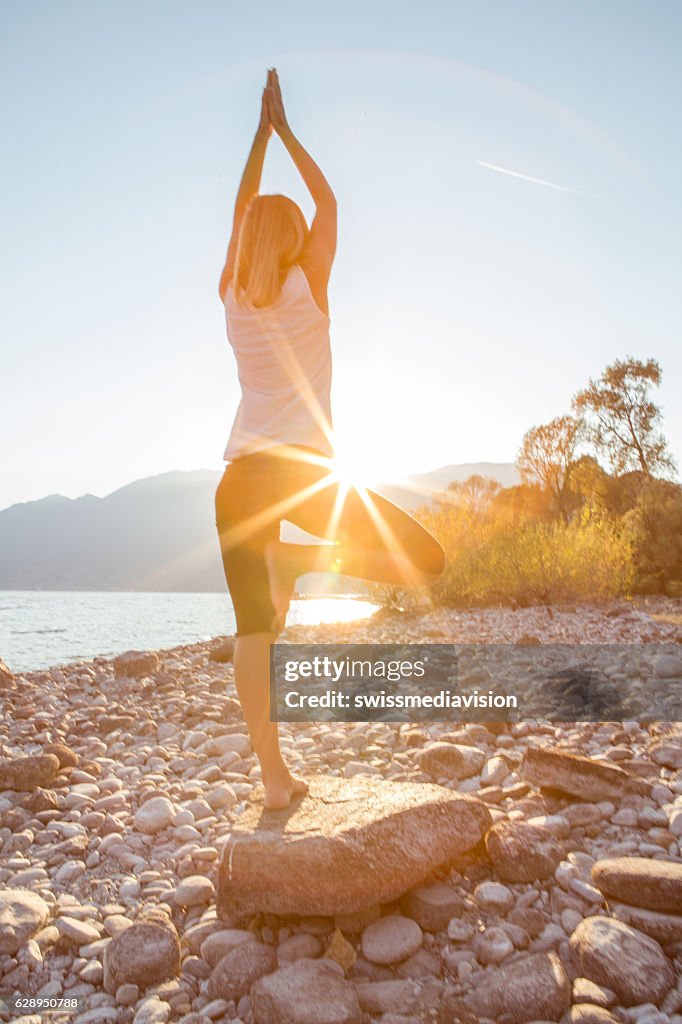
[468, 951, 570, 1022]
[569, 916, 674, 1006]
[113, 650, 160, 679]
[217, 776, 491, 919]
[610, 901, 682, 943]
[251, 959, 362, 1024]
[521, 747, 650, 802]
[418, 743, 485, 780]
[207, 941, 277, 1001]
[591, 857, 682, 914]
[401, 881, 463, 931]
[103, 910, 180, 994]
[43, 743, 79, 768]
[485, 821, 564, 883]
[133, 796, 175, 835]
[0, 889, 50, 954]
[0, 754, 60, 791]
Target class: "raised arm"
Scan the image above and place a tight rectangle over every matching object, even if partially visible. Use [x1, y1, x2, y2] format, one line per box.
[218, 74, 273, 302]
[268, 71, 337, 283]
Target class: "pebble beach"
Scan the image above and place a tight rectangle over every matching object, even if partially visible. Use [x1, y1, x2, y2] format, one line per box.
[2, 597, 682, 1024]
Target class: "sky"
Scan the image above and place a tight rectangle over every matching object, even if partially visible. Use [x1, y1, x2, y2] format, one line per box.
[2, 0, 681, 510]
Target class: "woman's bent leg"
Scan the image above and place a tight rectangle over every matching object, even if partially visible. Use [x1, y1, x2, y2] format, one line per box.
[233, 631, 309, 810]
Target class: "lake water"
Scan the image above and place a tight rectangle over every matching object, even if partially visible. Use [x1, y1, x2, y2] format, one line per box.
[0, 592, 378, 673]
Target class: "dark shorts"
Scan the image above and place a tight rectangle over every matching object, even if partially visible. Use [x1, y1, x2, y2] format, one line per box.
[214, 444, 445, 637]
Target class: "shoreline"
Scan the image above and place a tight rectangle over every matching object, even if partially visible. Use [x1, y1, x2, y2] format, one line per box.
[1, 599, 682, 1023]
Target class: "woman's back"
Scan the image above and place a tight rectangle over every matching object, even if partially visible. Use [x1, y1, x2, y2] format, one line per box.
[224, 264, 333, 460]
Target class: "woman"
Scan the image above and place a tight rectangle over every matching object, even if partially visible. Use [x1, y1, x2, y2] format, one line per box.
[215, 70, 445, 809]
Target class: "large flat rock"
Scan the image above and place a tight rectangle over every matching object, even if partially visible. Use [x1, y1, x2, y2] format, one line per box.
[217, 776, 491, 919]
[521, 747, 650, 802]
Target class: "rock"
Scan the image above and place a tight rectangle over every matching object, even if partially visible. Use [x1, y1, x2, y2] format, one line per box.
[591, 857, 682, 914]
[475, 926, 514, 965]
[572, 978, 617, 1007]
[251, 959, 362, 1024]
[485, 821, 564, 883]
[209, 637, 235, 663]
[569, 916, 674, 1006]
[418, 743, 485, 780]
[610, 902, 682, 943]
[278, 933, 322, 962]
[0, 657, 13, 686]
[200, 929, 256, 967]
[132, 997, 171, 1024]
[0, 889, 50, 954]
[202, 733, 251, 758]
[206, 941, 277, 1001]
[103, 910, 180, 994]
[43, 742, 79, 767]
[113, 650, 160, 678]
[564, 1007, 621, 1024]
[648, 738, 682, 770]
[21, 787, 59, 812]
[217, 776, 491, 918]
[468, 951, 570, 1023]
[473, 881, 514, 914]
[324, 928, 357, 972]
[55, 916, 101, 944]
[402, 881, 463, 931]
[653, 654, 682, 678]
[481, 755, 509, 786]
[361, 915, 423, 965]
[133, 796, 175, 834]
[354, 979, 420, 1015]
[174, 875, 215, 908]
[0, 754, 61, 791]
[521, 747, 650, 801]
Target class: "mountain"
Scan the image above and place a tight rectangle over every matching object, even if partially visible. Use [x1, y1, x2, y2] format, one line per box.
[0, 463, 518, 591]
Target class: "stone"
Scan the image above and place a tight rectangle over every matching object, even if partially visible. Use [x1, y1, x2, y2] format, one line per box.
[354, 979, 420, 1015]
[21, 787, 59, 812]
[564, 1007, 621, 1024]
[569, 916, 674, 1006]
[572, 978, 617, 1007]
[202, 733, 251, 759]
[648, 738, 682, 770]
[473, 881, 514, 914]
[481, 755, 509, 786]
[402, 881, 463, 931]
[475, 926, 513, 965]
[174, 875, 215, 908]
[200, 929, 256, 967]
[361, 915, 423, 965]
[591, 857, 682, 914]
[0, 754, 60, 791]
[206, 941, 277, 1001]
[610, 902, 682, 943]
[113, 650, 160, 678]
[278, 933, 322, 962]
[55, 916, 101, 944]
[0, 657, 13, 686]
[0, 889, 50, 954]
[43, 742, 79, 767]
[654, 654, 682, 678]
[133, 796, 175, 834]
[521, 747, 650, 801]
[418, 743, 485, 780]
[209, 637, 235, 663]
[485, 821, 564, 883]
[468, 951, 570, 1023]
[103, 910, 180, 994]
[251, 959, 362, 1024]
[217, 776, 491, 919]
[132, 997, 171, 1024]
[324, 928, 357, 972]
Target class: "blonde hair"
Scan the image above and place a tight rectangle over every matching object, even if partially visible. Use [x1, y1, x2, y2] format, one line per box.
[232, 194, 309, 308]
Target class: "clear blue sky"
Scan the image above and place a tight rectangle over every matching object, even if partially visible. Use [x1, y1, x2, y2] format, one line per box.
[2, 0, 680, 509]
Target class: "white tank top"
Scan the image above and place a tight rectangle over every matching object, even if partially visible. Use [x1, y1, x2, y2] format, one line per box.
[223, 265, 334, 461]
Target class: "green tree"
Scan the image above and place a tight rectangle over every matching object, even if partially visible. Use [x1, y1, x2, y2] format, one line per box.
[573, 357, 676, 479]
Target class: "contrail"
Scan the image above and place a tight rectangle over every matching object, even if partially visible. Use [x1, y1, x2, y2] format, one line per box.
[476, 159, 592, 195]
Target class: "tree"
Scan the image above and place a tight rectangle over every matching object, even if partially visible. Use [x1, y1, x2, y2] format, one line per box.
[573, 357, 676, 479]
[517, 415, 583, 522]
[445, 474, 501, 514]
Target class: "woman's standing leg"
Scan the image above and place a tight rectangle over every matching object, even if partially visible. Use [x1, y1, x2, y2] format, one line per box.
[233, 631, 308, 809]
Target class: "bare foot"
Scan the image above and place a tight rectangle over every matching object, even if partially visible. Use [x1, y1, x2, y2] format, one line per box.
[264, 540, 298, 624]
[263, 771, 309, 811]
